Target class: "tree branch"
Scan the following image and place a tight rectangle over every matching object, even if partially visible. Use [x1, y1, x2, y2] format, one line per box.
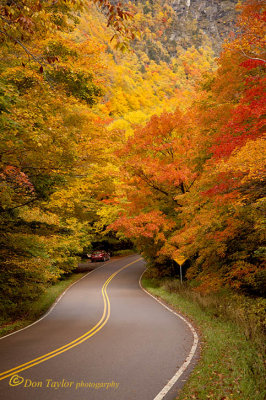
[0, 197, 38, 214]
[240, 49, 266, 63]
[0, 28, 44, 66]
[0, 27, 55, 89]
[135, 169, 183, 206]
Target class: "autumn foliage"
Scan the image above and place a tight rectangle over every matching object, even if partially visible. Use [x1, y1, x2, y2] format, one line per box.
[111, 0, 266, 295]
[0, 0, 265, 321]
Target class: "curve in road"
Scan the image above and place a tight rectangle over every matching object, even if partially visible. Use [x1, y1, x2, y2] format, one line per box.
[0, 258, 142, 381]
[0, 255, 199, 400]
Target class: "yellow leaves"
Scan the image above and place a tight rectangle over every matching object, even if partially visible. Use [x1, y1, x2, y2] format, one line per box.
[0, 0, 84, 46]
[94, 203, 122, 234]
[2, 65, 42, 88]
[107, 119, 133, 137]
[19, 207, 60, 225]
[217, 136, 266, 183]
[107, 110, 150, 138]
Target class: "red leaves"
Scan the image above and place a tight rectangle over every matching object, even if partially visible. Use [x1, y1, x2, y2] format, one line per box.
[240, 59, 265, 70]
[211, 76, 266, 160]
[0, 166, 34, 194]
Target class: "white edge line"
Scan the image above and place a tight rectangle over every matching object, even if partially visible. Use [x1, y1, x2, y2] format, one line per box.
[0, 261, 112, 341]
[139, 269, 199, 400]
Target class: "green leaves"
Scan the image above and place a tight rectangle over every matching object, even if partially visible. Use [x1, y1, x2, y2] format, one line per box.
[46, 68, 103, 105]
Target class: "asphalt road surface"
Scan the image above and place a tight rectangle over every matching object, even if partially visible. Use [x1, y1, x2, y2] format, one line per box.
[0, 255, 199, 400]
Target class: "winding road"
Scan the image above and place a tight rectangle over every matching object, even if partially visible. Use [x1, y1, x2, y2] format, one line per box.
[0, 255, 199, 400]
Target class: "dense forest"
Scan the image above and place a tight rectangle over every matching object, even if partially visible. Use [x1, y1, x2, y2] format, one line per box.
[0, 0, 265, 321]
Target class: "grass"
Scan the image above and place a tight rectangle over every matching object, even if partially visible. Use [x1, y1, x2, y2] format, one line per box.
[0, 272, 86, 338]
[142, 275, 265, 400]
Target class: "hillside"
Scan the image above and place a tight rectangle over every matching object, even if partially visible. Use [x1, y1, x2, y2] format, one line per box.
[169, 0, 238, 53]
[126, 0, 238, 63]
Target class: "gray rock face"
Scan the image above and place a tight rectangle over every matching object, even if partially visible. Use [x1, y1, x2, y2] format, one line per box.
[168, 0, 238, 53]
[124, 0, 238, 61]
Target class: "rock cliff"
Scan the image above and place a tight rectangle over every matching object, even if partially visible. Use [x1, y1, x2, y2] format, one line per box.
[130, 0, 239, 59]
[169, 0, 238, 53]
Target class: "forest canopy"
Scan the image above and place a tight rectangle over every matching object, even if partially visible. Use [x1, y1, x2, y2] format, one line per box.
[0, 0, 265, 321]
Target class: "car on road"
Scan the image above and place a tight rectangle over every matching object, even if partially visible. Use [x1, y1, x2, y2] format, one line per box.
[91, 250, 110, 262]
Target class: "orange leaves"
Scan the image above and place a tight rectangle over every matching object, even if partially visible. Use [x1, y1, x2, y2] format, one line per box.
[97, 0, 265, 295]
[233, 0, 266, 62]
[120, 108, 199, 192]
[208, 218, 240, 244]
[193, 273, 224, 295]
[109, 102, 208, 266]
[111, 210, 174, 241]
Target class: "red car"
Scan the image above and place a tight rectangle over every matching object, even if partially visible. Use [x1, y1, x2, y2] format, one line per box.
[91, 250, 110, 262]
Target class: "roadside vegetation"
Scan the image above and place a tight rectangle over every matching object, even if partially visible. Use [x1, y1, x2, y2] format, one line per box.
[0, 272, 86, 338]
[142, 273, 265, 400]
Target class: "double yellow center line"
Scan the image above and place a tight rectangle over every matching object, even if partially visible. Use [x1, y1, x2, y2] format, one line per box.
[0, 258, 142, 381]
